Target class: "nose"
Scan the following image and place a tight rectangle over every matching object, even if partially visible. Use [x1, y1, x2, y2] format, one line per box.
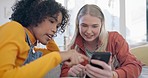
[86, 27, 92, 34]
[51, 28, 56, 34]
[51, 26, 57, 34]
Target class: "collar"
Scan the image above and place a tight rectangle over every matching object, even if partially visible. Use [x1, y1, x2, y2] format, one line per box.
[75, 34, 85, 52]
[75, 34, 102, 52]
[24, 27, 37, 45]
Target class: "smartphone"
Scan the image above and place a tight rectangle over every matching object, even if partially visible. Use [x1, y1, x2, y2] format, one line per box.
[90, 52, 111, 69]
[85, 52, 111, 78]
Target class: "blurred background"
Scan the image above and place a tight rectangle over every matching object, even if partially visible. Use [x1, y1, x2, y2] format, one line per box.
[0, 0, 147, 50]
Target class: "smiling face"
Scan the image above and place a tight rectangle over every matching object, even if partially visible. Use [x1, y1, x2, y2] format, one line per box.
[79, 14, 102, 42]
[28, 12, 62, 45]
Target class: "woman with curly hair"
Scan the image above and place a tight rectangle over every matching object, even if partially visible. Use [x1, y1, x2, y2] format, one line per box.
[0, 0, 88, 78]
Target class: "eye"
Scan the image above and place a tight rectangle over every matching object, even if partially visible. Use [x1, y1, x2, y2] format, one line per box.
[80, 23, 87, 27]
[49, 20, 54, 23]
[92, 25, 98, 28]
[48, 18, 56, 24]
[92, 24, 101, 28]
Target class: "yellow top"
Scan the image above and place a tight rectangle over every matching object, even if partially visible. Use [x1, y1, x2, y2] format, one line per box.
[0, 21, 62, 78]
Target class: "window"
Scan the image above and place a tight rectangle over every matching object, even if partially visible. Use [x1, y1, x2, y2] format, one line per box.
[55, 0, 147, 50]
[125, 0, 147, 44]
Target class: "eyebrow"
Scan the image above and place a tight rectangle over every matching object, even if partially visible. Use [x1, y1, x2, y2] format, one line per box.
[92, 24, 100, 26]
[50, 16, 62, 26]
[50, 16, 58, 22]
[81, 23, 100, 26]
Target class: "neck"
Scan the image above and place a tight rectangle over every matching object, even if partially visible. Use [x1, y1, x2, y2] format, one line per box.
[84, 38, 99, 52]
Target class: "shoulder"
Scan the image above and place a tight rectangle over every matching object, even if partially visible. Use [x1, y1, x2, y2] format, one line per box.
[46, 39, 59, 51]
[1, 21, 25, 32]
[0, 21, 26, 40]
[107, 31, 129, 54]
[108, 31, 127, 46]
[1, 21, 24, 29]
[108, 31, 125, 41]
[108, 31, 121, 37]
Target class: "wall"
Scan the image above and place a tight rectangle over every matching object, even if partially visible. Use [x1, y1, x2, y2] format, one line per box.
[0, 0, 15, 25]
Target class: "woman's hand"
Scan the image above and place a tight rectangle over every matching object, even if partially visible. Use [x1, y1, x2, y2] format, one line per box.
[85, 59, 113, 78]
[60, 49, 88, 67]
[68, 64, 85, 77]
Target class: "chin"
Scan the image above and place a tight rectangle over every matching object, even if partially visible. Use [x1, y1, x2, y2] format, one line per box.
[84, 39, 94, 42]
[84, 38, 95, 41]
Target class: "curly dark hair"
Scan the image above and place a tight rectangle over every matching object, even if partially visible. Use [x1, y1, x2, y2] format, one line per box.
[10, 0, 69, 34]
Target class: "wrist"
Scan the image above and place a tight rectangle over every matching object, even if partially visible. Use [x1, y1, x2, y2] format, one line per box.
[60, 51, 69, 62]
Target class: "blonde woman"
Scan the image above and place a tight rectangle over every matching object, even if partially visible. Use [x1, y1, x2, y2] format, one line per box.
[61, 4, 142, 78]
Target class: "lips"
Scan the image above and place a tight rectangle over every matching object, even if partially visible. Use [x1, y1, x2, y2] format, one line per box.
[85, 34, 93, 38]
[46, 34, 53, 40]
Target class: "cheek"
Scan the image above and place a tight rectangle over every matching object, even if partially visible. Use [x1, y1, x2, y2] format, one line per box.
[95, 28, 100, 32]
[34, 29, 46, 40]
[34, 31, 42, 39]
[94, 28, 101, 35]
[79, 26, 85, 33]
[41, 27, 51, 35]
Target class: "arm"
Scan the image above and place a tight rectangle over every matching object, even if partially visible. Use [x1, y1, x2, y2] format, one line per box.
[112, 32, 142, 78]
[0, 51, 61, 78]
[0, 21, 88, 78]
[0, 22, 62, 78]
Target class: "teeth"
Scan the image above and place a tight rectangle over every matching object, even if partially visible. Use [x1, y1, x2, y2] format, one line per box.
[48, 37, 51, 41]
[49, 34, 53, 37]
[47, 35, 53, 40]
[85, 35, 92, 38]
[48, 35, 51, 38]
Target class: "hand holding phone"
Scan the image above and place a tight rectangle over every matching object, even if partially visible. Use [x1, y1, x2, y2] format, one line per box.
[85, 52, 111, 78]
[90, 52, 111, 69]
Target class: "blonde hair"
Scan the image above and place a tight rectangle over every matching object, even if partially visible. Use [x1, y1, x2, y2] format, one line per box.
[68, 4, 108, 52]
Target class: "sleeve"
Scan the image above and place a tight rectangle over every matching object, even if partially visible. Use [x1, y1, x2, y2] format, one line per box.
[60, 64, 70, 77]
[1, 52, 61, 78]
[60, 44, 75, 77]
[0, 22, 62, 78]
[113, 32, 142, 78]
